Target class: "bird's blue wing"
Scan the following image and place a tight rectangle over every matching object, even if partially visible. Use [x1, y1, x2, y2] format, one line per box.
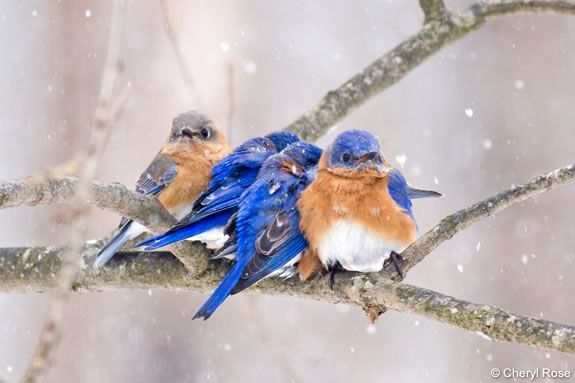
[135, 153, 178, 196]
[187, 137, 276, 222]
[192, 178, 273, 320]
[208, 137, 276, 185]
[137, 210, 233, 251]
[187, 168, 258, 223]
[387, 168, 414, 219]
[231, 208, 306, 294]
[138, 167, 256, 251]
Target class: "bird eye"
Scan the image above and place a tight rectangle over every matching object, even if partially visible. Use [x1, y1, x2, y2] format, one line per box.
[341, 153, 352, 163]
[200, 127, 211, 139]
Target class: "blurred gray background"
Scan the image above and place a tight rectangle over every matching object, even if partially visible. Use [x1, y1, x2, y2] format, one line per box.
[1, 1, 574, 382]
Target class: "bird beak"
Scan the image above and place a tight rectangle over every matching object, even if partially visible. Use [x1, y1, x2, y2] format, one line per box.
[181, 127, 194, 139]
[357, 152, 389, 172]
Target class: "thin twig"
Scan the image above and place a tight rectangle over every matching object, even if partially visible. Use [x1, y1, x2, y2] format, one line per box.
[20, 1, 128, 382]
[160, 0, 205, 110]
[398, 163, 575, 276]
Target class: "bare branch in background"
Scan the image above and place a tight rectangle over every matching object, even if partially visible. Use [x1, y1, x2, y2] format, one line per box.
[161, 0, 206, 110]
[20, 1, 128, 382]
[284, 0, 575, 141]
[0, 162, 573, 354]
[225, 61, 235, 142]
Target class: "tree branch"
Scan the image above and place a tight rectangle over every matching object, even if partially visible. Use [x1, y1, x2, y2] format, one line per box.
[397, 162, 575, 276]
[285, 0, 575, 141]
[0, 176, 214, 275]
[0, 162, 573, 354]
[0, 177, 175, 232]
[1, 244, 574, 353]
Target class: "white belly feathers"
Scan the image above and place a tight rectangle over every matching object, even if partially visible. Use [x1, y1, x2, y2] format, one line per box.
[317, 219, 403, 273]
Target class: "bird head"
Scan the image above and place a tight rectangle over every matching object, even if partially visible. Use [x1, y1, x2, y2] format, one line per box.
[169, 111, 227, 147]
[326, 130, 391, 176]
[264, 131, 300, 151]
[282, 142, 322, 169]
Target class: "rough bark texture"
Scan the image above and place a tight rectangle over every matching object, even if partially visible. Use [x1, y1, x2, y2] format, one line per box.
[0, 176, 211, 274]
[2, 244, 574, 353]
[0, 177, 175, 231]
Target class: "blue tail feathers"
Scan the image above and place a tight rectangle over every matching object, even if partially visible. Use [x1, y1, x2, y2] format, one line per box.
[193, 258, 248, 320]
[137, 211, 232, 250]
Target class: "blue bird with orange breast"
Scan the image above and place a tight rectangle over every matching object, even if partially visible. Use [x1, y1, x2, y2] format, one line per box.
[297, 130, 440, 279]
[137, 131, 300, 251]
[193, 141, 322, 320]
[93, 111, 231, 268]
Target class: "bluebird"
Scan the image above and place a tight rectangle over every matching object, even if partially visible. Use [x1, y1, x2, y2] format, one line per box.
[297, 130, 440, 280]
[193, 141, 322, 320]
[136, 131, 300, 251]
[93, 111, 231, 268]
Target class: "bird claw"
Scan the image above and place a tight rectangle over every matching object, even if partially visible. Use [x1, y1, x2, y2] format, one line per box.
[327, 263, 344, 290]
[388, 252, 405, 280]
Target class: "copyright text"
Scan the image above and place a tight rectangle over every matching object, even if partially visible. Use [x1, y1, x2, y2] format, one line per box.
[490, 368, 571, 380]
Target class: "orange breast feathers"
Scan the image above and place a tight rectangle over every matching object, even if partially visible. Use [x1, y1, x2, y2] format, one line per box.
[297, 155, 417, 279]
[158, 138, 231, 212]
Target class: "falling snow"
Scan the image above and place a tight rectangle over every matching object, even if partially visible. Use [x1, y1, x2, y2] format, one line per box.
[483, 139, 492, 150]
[395, 154, 407, 167]
[457, 264, 464, 273]
[220, 41, 230, 52]
[521, 254, 529, 266]
[85, 9, 92, 18]
[243, 60, 257, 74]
[465, 108, 474, 117]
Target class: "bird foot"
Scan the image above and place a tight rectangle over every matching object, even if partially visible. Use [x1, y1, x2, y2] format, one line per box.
[387, 252, 405, 280]
[326, 263, 344, 290]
